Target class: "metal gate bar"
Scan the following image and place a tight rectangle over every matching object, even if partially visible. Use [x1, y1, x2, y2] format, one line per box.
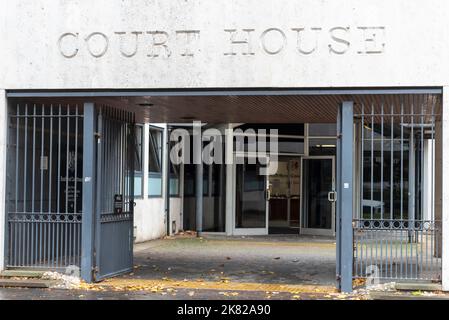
[353, 96, 441, 281]
[6, 103, 83, 269]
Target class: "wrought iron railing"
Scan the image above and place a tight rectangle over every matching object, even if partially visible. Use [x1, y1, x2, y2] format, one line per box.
[353, 219, 442, 282]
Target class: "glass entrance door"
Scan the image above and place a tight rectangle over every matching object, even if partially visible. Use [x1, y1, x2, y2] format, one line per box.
[268, 157, 300, 234]
[233, 156, 269, 235]
[301, 156, 336, 236]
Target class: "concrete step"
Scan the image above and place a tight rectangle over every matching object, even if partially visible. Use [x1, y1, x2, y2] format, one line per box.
[369, 291, 449, 300]
[395, 282, 442, 291]
[0, 278, 57, 288]
[0, 270, 45, 278]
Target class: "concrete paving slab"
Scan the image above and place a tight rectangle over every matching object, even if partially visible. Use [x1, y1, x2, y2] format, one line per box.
[129, 236, 337, 287]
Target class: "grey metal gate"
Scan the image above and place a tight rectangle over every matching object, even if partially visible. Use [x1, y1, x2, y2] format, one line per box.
[353, 95, 442, 282]
[94, 105, 135, 280]
[5, 103, 83, 269]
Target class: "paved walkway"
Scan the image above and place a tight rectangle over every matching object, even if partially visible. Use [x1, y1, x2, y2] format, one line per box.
[0, 235, 353, 300]
[1, 236, 448, 299]
[125, 235, 337, 286]
[0, 287, 356, 300]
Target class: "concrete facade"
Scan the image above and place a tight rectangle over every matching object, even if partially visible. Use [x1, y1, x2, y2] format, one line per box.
[0, 0, 449, 290]
[0, 0, 448, 90]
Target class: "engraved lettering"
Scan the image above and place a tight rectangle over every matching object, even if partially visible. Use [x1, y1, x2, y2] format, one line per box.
[115, 31, 142, 58]
[260, 28, 286, 55]
[57, 25, 386, 59]
[223, 29, 255, 56]
[58, 32, 79, 58]
[147, 31, 171, 58]
[357, 26, 385, 54]
[329, 27, 350, 54]
[85, 32, 109, 58]
[291, 27, 321, 55]
[176, 30, 200, 57]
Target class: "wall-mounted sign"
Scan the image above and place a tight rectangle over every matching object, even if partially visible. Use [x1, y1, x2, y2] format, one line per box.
[114, 194, 123, 214]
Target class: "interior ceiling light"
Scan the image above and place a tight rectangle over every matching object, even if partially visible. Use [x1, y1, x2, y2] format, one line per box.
[137, 103, 154, 107]
[316, 144, 336, 148]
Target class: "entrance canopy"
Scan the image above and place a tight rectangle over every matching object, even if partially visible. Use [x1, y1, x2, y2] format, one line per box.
[7, 89, 441, 123]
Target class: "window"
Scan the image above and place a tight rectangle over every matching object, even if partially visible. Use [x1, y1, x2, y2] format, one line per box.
[308, 123, 337, 156]
[308, 138, 336, 156]
[148, 127, 163, 197]
[308, 123, 337, 137]
[182, 164, 208, 196]
[234, 124, 305, 155]
[134, 125, 144, 197]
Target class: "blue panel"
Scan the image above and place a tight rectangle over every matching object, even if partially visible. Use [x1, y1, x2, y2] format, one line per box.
[133, 175, 142, 197]
[81, 103, 95, 282]
[337, 101, 354, 293]
[148, 175, 162, 196]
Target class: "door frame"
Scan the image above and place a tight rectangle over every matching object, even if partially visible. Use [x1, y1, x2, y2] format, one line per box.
[232, 152, 269, 235]
[300, 155, 336, 237]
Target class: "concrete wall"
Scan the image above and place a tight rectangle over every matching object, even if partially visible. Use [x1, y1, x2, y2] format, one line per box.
[134, 197, 181, 242]
[0, 90, 6, 270]
[1, 0, 449, 90]
[133, 123, 182, 243]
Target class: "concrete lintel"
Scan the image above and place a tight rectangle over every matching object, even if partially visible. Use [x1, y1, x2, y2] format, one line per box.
[6, 88, 443, 98]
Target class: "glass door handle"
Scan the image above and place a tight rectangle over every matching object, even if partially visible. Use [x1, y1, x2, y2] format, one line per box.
[328, 191, 337, 202]
[265, 189, 271, 200]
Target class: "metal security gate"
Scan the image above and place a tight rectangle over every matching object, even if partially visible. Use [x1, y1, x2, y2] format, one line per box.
[94, 105, 135, 280]
[353, 95, 442, 282]
[4, 101, 135, 280]
[5, 103, 83, 269]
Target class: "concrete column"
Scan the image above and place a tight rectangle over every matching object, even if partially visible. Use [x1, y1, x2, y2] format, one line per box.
[441, 87, 449, 291]
[0, 90, 7, 271]
[225, 124, 234, 235]
[422, 139, 434, 221]
[193, 122, 203, 234]
[142, 124, 149, 199]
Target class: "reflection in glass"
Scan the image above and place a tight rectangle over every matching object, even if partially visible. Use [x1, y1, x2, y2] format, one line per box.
[235, 159, 267, 228]
[303, 159, 333, 229]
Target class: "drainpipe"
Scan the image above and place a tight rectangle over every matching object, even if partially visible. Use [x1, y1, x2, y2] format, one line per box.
[165, 125, 171, 236]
